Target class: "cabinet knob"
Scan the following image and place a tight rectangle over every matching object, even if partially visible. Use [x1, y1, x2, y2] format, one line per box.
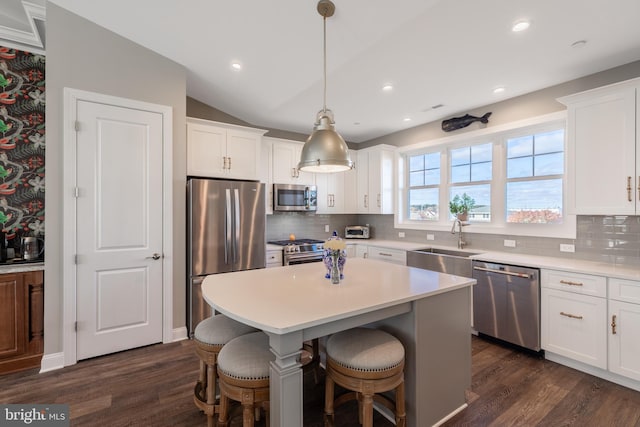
[146, 253, 161, 260]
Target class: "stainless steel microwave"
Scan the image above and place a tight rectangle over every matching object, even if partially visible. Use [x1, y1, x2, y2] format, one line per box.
[273, 184, 317, 212]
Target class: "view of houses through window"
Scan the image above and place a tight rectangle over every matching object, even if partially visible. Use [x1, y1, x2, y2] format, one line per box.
[406, 122, 565, 229]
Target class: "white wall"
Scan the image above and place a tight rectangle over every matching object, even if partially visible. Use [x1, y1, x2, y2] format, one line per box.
[45, 4, 187, 355]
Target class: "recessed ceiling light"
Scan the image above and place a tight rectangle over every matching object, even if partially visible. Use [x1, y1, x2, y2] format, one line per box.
[493, 86, 506, 94]
[382, 84, 394, 92]
[231, 61, 242, 71]
[403, 117, 412, 122]
[512, 20, 531, 32]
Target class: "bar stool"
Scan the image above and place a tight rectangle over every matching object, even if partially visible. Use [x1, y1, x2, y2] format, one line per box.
[217, 331, 274, 427]
[193, 315, 258, 427]
[324, 327, 406, 427]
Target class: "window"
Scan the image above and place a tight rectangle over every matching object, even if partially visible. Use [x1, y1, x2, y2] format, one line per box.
[396, 113, 573, 238]
[408, 152, 440, 220]
[449, 143, 492, 222]
[506, 129, 564, 223]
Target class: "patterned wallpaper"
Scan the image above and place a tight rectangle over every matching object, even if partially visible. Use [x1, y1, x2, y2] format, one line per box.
[0, 46, 45, 247]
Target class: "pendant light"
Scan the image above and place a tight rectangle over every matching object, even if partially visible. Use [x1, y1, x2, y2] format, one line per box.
[298, 0, 354, 173]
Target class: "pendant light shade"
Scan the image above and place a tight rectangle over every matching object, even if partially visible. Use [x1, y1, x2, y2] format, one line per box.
[298, 0, 353, 173]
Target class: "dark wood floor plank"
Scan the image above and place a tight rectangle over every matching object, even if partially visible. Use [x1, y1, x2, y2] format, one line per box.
[1, 335, 639, 426]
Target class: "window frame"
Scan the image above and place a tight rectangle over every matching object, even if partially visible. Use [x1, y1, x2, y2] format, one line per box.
[395, 112, 576, 239]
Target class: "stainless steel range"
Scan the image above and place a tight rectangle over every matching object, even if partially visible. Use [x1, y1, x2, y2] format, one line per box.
[267, 239, 324, 265]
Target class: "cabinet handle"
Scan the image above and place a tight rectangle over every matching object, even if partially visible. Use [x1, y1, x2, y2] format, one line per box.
[559, 279, 583, 287]
[560, 311, 583, 320]
[377, 194, 381, 207]
[291, 168, 296, 178]
[611, 314, 617, 334]
[627, 176, 632, 202]
[223, 156, 228, 170]
[364, 194, 368, 208]
[378, 252, 393, 257]
[637, 176, 639, 200]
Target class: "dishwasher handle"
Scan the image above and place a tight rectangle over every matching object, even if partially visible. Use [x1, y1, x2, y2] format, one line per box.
[473, 265, 533, 279]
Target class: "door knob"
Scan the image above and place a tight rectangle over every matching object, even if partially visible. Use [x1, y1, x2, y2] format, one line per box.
[146, 253, 161, 260]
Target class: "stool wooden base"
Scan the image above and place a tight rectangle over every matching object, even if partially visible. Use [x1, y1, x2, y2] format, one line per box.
[324, 357, 406, 427]
[193, 340, 223, 427]
[217, 371, 270, 427]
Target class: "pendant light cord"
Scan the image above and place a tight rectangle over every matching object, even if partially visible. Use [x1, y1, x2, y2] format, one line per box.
[322, 13, 327, 114]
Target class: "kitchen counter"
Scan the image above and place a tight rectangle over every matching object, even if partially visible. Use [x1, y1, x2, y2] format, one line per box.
[353, 239, 640, 281]
[0, 261, 44, 274]
[202, 258, 475, 426]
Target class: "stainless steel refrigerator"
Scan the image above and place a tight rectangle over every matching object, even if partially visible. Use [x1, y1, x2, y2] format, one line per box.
[187, 178, 266, 336]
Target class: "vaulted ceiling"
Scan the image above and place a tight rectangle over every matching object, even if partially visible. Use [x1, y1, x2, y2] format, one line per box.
[4, 1, 640, 142]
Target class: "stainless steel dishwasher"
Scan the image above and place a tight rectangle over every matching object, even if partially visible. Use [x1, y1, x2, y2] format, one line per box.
[472, 261, 541, 351]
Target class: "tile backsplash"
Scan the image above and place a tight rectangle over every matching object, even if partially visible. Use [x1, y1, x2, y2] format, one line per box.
[266, 213, 640, 266]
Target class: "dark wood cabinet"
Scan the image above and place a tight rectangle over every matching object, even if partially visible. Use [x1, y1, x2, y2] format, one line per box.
[0, 270, 44, 374]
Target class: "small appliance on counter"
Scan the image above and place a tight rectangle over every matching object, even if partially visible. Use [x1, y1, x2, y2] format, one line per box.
[345, 225, 370, 239]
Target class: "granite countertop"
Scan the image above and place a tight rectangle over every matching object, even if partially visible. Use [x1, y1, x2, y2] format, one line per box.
[0, 259, 45, 273]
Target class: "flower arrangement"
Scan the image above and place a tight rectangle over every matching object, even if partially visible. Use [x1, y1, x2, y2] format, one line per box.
[323, 238, 346, 252]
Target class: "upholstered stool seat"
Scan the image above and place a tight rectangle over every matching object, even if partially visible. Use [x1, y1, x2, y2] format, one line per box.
[193, 315, 258, 427]
[324, 327, 406, 427]
[217, 331, 274, 427]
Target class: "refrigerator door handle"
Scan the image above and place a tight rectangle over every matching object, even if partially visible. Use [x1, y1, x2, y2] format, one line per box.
[225, 188, 232, 264]
[234, 188, 240, 263]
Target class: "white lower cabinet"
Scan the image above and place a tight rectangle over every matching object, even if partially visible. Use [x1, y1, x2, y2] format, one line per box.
[356, 245, 368, 259]
[541, 286, 607, 369]
[542, 270, 640, 389]
[608, 278, 640, 382]
[366, 246, 406, 265]
[266, 249, 283, 268]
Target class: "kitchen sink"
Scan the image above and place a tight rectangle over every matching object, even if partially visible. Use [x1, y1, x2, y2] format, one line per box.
[406, 247, 481, 277]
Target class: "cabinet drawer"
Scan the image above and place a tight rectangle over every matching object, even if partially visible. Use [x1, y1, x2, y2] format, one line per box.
[367, 246, 406, 265]
[266, 250, 283, 268]
[541, 269, 606, 297]
[609, 278, 640, 304]
[541, 288, 607, 369]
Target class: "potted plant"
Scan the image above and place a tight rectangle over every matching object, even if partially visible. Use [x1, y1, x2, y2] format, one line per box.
[449, 193, 475, 221]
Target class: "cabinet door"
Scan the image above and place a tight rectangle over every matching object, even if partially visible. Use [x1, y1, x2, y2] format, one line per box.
[565, 86, 637, 214]
[316, 173, 345, 213]
[272, 141, 314, 184]
[369, 148, 394, 214]
[609, 299, 640, 381]
[343, 150, 358, 213]
[541, 288, 607, 368]
[187, 123, 226, 177]
[355, 244, 368, 259]
[0, 274, 26, 361]
[356, 151, 369, 213]
[226, 129, 260, 180]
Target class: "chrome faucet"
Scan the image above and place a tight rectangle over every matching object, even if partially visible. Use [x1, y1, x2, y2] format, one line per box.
[451, 218, 466, 249]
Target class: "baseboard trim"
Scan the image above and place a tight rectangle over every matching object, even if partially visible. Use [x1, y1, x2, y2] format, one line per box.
[172, 326, 189, 342]
[433, 403, 468, 427]
[39, 352, 65, 373]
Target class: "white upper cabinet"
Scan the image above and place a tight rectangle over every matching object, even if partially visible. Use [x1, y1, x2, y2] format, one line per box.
[187, 118, 266, 180]
[316, 150, 357, 214]
[270, 138, 315, 185]
[559, 78, 640, 215]
[356, 145, 395, 214]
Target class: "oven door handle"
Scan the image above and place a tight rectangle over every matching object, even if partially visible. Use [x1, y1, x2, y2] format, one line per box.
[286, 254, 324, 264]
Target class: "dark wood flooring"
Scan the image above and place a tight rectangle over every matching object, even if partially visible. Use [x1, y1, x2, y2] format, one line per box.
[1, 335, 639, 426]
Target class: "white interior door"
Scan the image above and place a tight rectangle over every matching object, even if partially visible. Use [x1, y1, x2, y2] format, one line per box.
[75, 100, 164, 360]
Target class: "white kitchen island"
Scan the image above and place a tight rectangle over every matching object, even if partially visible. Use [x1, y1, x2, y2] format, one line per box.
[202, 257, 475, 427]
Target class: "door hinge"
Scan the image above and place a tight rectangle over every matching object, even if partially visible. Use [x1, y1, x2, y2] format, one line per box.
[74, 321, 78, 332]
[74, 121, 80, 132]
[73, 187, 80, 198]
[74, 254, 78, 264]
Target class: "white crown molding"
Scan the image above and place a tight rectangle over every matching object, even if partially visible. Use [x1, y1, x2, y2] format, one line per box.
[0, 1, 45, 54]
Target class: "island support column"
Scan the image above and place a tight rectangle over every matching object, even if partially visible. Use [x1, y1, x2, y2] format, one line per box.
[266, 330, 304, 427]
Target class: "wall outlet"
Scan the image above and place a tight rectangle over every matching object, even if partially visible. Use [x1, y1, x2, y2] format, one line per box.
[398, 231, 405, 238]
[560, 244, 575, 253]
[504, 239, 516, 248]
[427, 234, 435, 241]
[324, 224, 330, 233]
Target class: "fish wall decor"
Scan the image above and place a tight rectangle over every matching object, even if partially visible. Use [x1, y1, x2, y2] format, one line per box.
[441, 112, 492, 132]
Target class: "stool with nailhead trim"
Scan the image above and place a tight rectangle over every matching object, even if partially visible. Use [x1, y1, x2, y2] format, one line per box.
[216, 331, 274, 427]
[193, 315, 258, 427]
[324, 327, 406, 427]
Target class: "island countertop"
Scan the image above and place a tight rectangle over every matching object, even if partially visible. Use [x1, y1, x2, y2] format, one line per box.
[202, 257, 475, 335]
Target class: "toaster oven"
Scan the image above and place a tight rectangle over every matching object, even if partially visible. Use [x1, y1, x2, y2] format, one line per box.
[345, 225, 370, 239]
